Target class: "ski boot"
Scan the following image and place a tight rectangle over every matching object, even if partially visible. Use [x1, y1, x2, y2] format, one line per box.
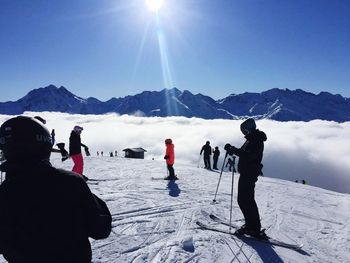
[235, 225, 268, 240]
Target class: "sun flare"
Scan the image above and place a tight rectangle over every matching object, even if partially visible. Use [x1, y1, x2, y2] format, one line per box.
[145, 0, 164, 12]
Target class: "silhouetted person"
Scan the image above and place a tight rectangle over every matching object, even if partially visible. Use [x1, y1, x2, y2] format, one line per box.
[200, 141, 212, 169]
[226, 157, 233, 172]
[213, 146, 220, 170]
[0, 116, 111, 263]
[225, 118, 267, 239]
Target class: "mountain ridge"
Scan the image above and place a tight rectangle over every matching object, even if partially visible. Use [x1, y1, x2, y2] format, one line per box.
[0, 85, 349, 122]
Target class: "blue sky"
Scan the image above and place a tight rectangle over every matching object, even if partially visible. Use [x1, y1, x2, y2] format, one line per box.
[0, 0, 349, 101]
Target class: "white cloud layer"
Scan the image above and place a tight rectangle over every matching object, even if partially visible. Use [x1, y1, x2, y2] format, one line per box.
[1, 112, 350, 193]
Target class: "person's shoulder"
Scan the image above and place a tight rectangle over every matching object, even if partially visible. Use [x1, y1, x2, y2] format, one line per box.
[250, 129, 267, 142]
[257, 129, 267, 141]
[52, 167, 86, 184]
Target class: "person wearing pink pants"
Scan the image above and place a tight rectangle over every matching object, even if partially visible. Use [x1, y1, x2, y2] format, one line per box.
[71, 153, 84, 175]
[69, 126, 89, 177]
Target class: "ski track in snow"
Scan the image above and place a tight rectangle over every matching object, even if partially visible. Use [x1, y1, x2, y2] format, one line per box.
[1, 156, 349, 263]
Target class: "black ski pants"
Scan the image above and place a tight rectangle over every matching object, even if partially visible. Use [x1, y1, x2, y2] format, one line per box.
[167, 164, 175, 178]
[203, 155, 211, 169]
[237, 174, 261, 232]
[213, 156, 219, 169]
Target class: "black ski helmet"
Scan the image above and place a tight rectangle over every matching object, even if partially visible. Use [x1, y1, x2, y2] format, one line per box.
[0, 116, 52, 162]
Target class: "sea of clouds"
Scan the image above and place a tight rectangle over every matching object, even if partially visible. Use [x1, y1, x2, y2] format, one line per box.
[1, 112, 349, 194]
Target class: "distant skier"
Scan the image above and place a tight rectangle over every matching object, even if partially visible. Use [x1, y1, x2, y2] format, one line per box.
[0, 116, 111, 262]
[200, 141, 212, 169]
[213, 146, 220, 170]
[224, 118, 267, 239]
[225, 157, 233, 172]
[164, 138, 177, 180]
[69, 125, 89, 177]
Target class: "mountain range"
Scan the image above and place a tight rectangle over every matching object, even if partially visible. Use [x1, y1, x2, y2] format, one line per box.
[0, 85, 349, 122]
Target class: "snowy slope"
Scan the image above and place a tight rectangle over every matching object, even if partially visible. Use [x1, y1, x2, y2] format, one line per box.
[2, 156, 346, 262]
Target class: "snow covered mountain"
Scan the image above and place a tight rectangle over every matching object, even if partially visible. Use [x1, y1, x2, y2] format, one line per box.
[1, 85, 349, 121]
[218, 89, 350, 121]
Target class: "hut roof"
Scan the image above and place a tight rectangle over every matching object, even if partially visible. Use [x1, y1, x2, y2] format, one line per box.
[122, 147, 147, 153]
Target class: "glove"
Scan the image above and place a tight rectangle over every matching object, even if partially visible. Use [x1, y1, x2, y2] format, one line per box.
[164, 155, 169, 160]
[84, 147, 91, 156]
[224, 143, 231, 151]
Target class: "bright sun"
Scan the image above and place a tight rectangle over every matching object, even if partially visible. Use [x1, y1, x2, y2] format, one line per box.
[145, 0, 164, 12]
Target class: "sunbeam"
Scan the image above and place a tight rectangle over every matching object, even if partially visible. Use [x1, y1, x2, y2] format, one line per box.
[132, 21, 151, 81]
[155, 14, 179, 116]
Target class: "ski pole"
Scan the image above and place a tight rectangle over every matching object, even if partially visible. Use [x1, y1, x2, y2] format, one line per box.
[197, 153, 202, 168]
[229, 156, 236, 232]
[212, 152, 228, 203]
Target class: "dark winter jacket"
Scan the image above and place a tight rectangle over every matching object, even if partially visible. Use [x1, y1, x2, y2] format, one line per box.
[200, 144, 212, 157]
[228, 129, 267, 177]
[213, 149, 220, 158]
[0, 160, 111, 263]
[69, 131, 86, 155]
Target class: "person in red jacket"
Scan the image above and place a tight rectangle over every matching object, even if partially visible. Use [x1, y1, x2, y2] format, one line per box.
[164, 138, 177, 180]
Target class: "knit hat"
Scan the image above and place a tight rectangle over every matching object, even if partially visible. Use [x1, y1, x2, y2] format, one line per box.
[73, 126, 83, 132]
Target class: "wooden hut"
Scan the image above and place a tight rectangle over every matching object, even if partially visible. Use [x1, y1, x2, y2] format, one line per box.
[122, 148, 147, 159]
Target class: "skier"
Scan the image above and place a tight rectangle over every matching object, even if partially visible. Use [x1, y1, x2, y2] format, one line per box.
[200, 141, 212, 169]
[164, 138, 177, 180]
[69, 125, 89, 177]
[0, 116, 111, 263]
[225, 157, 233, 172]
[224, 118, 267, 238]
[212, 146, 220, 170]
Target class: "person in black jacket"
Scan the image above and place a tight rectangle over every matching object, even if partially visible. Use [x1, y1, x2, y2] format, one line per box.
[69, 126, 89, 176]
[200, 141, 212, 169]
[224, 118, 267, 239]
[212, 146, 220, 170]
[0, 116, 111, 263]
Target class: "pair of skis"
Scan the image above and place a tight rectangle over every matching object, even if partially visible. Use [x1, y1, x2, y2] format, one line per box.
[151, 176, 179, 181]
[196, 214, 303, 250]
